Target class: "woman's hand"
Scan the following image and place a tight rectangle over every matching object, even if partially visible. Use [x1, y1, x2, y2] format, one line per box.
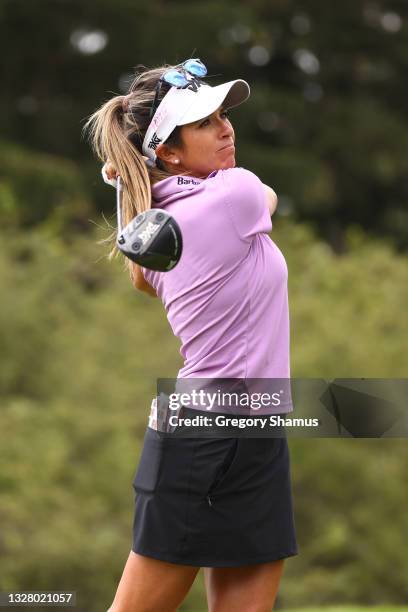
[101, 161, 118, 187]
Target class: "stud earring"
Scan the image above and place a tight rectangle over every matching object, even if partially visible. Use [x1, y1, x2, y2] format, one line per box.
[174, 159, 180, 164]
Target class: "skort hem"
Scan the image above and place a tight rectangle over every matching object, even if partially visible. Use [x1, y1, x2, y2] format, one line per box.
[131, 546, 299, 568]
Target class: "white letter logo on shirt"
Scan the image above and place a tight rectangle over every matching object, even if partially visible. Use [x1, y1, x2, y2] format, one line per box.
[138, 221, 160, 245]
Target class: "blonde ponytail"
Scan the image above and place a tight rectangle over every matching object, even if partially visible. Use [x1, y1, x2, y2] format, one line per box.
[83, 64, 184, 286]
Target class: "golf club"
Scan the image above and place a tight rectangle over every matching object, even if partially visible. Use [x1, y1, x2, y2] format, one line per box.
[115, 175, 183, 272]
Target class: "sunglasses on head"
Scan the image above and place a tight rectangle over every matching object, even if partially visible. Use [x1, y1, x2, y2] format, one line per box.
[149, 58, 208, 120]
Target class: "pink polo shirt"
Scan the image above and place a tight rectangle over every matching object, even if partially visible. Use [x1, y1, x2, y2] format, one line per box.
[142, 167, 292, 412]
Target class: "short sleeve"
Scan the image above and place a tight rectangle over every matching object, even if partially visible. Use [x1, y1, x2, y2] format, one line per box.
[221, 167, 272, 242]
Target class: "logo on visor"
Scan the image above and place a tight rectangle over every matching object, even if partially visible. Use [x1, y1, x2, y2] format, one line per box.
[185, 77, 203, 93]
[148, 132, 162, 150]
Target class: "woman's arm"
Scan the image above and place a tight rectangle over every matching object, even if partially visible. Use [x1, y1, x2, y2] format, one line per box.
[263, 184, 278, 216]
[132, 264, 157, 298]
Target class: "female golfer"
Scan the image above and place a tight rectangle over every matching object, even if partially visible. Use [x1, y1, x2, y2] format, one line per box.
[85, 58, 298, 612]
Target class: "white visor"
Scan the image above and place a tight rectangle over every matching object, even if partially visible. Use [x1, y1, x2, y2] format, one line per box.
[142, 78, 250, 166]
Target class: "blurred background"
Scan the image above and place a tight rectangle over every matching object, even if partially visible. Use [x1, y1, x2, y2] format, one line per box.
[0, 1, 407, 610]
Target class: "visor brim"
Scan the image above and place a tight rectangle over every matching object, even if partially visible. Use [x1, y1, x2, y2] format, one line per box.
[176, 79, 250, 126]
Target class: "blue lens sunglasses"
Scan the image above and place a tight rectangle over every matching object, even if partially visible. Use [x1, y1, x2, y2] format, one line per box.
[149, 58, 207, 120]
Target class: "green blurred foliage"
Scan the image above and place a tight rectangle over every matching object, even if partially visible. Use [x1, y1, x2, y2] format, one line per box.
[0, 221, 407, 610]
[274, 221, 407, 377]
[0, 140, 92, 231]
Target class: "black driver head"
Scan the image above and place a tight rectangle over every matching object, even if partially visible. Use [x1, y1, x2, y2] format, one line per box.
[115, 176, 182, 272]
[116, 208, 183, 272]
